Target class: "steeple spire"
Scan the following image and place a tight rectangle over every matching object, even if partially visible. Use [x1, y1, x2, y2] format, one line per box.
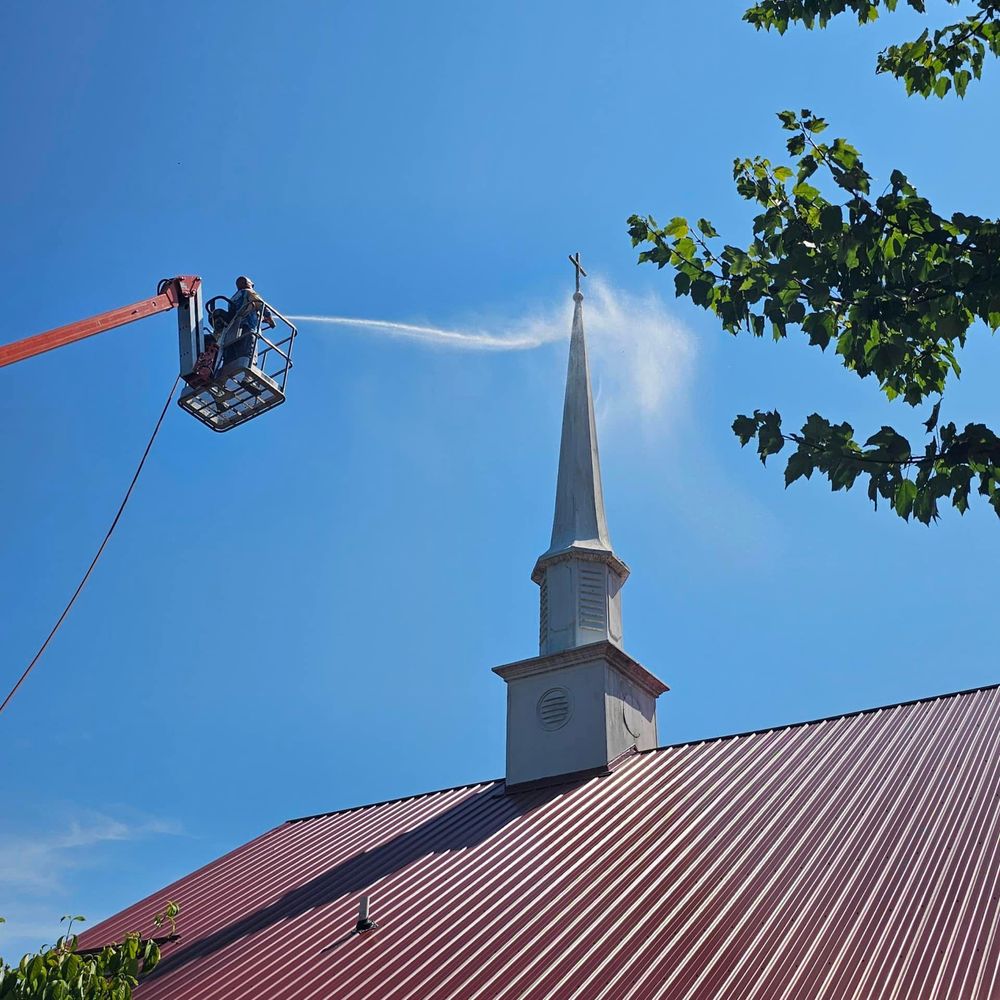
[546, 256, 611, 556]
[532, 256, 628, 655]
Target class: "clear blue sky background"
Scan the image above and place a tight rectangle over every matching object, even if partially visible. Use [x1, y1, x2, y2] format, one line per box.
[2, 0, 998, 958]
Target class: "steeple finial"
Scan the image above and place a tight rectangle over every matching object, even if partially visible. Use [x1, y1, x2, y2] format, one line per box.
[568, 252, 587, 295]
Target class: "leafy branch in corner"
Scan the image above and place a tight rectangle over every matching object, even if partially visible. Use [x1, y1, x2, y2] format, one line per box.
[744, 0, 1000, 97]
[627, 110, 1000, 522]
[0, 903, 180, 999]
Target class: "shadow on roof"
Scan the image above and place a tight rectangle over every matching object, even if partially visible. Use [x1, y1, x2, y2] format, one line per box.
[147, 776, 582, 979]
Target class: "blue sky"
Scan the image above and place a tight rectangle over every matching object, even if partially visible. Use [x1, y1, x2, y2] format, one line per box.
[2, 0, 999, 959]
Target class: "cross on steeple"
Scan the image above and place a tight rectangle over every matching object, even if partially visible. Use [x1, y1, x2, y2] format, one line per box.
[567, 252, 587, 294]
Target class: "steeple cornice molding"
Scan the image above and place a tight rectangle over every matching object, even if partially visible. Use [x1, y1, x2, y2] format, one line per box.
[530, 545, 629, 586]
[493, 640, 668, 699]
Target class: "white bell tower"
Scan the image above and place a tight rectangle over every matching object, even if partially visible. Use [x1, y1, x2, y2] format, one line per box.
[494, 255, 668, 788]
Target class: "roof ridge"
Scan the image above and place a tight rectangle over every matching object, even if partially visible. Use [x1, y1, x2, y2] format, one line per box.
[647, 680, 1000, 754]
[286, 776, 503, 824]
[285, 681, 998, 825]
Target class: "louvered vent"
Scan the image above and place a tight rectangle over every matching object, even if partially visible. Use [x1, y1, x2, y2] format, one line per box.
[536, 687, 572, 731]
[578, 565, 607, 630]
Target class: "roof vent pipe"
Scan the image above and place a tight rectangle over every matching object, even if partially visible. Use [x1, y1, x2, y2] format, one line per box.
[355, 895, 377, 933]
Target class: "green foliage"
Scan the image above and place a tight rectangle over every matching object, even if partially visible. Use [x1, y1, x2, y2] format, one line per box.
[151, 903, 179, 938]
[0, 905, 179, 1000]
[628, 109, 1000, 522]
[744, 0, 1000, 98]
[732, 409, 1000, 522]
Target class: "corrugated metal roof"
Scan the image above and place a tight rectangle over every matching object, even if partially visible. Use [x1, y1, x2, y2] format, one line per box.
[83, 684, 1000, 999]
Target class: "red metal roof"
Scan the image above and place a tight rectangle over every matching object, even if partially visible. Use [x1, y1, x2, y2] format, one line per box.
[83, 684, 1000, 999]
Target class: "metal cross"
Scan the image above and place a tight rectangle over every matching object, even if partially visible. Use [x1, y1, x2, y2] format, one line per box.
[567, 252, 587, 293]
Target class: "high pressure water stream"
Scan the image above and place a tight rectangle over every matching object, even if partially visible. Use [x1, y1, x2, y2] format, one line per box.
[286, 315, 555, 351]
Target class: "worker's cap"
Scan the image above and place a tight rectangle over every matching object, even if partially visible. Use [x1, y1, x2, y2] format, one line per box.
[235, 275, 254, 289]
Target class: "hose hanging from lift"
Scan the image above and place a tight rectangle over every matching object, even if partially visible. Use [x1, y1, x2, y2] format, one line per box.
[0, 376, 181, 717]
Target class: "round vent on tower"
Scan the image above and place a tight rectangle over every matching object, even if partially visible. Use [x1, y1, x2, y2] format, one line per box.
[536, 687, 573, 731]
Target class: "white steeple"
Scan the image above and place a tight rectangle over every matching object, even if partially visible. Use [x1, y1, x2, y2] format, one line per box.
[494, 255, 668, 789]
[532, 255, 629, 656]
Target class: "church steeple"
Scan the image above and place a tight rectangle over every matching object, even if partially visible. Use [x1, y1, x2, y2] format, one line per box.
[532, 255, 629, 656]
[493, 255, 667, 789]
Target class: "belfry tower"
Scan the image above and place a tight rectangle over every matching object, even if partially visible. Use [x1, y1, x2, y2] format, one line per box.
[494, 255, 668, 788]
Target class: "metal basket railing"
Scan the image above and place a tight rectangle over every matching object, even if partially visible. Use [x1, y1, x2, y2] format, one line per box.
[177, 297, 298, 432]
[251, 304, 297, 391]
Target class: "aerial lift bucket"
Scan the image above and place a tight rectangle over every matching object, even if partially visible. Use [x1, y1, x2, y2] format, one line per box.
[0, 275, 297, 433]
[177, 296, 297, 432]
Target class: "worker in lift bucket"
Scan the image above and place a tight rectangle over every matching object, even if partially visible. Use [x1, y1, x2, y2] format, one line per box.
[221, 275, 275, 370]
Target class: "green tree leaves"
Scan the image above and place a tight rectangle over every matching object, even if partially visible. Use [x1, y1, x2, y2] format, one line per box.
[728, 409, 1000, 523]
[629, 109, 1000, 522]
[744, 0, 1000, 98]
[0, 905, 179, 1000]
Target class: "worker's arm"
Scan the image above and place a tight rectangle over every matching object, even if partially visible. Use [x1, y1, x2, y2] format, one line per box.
[246, 290, 276, 329]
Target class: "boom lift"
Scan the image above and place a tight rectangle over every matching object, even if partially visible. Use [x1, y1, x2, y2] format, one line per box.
[0, 276, 297, 432]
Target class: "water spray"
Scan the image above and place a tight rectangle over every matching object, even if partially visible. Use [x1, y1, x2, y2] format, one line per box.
[287, 314, 554, 351]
